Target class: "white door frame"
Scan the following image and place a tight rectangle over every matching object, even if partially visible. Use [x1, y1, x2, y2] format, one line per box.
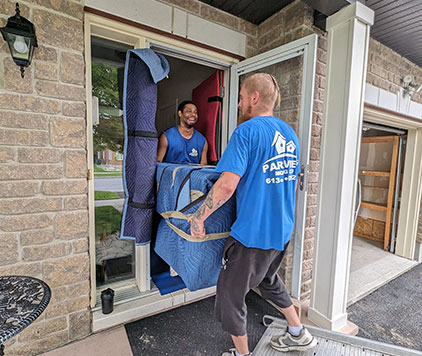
[85, 13, 239, 307]
[228, 34, 318, 299]
[363, 105, 422, 260]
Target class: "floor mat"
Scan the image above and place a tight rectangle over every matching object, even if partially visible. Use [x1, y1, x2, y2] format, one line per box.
[348, 263, 422, 351]
[151, 271, 186, 295]
[124, 290, 284, 356]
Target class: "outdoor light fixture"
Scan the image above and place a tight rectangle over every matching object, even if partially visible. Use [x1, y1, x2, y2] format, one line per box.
[403, 74, 422, 96]
[0, 3, 38, 78]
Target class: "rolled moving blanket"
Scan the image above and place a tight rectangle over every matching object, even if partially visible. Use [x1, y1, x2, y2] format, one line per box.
[155, 163, 236, 291]
[120, 49, 169, 244]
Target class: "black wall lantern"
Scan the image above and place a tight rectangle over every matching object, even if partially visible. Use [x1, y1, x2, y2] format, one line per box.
[0, 3, 38, 78]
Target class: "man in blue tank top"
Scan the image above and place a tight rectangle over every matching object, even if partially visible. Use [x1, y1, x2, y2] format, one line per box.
[189, 74, 316, 356]
[157, 100, 208, 164]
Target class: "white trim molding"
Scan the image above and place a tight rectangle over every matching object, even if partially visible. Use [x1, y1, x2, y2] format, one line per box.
[85, 0, 247, 56]
[308, 2, 374, 331]
[364, 83, 422, 120]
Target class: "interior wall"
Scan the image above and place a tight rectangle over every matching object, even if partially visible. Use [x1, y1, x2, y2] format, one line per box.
[156, 56, 216, 134]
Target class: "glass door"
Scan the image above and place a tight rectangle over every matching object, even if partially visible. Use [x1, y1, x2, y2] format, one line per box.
[91, 36, 136, 288]
[228, 35, 318, 299]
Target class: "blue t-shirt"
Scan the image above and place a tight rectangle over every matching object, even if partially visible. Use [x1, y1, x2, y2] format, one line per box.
[163, 126, 206, 164]
[216, 116, 300, 251]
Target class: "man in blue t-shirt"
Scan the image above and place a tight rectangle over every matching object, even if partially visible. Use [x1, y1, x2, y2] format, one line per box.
[157, 100, 208, 164]
[189, 74, 316, 356]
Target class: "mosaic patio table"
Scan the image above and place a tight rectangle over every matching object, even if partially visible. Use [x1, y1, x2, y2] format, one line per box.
[0, 276, 51, 356]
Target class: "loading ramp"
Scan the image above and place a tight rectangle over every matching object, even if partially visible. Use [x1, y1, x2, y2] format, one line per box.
[254, 316, 422, 356]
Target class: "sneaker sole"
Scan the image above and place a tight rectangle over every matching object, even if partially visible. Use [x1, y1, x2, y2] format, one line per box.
[270, 337, 318, 352]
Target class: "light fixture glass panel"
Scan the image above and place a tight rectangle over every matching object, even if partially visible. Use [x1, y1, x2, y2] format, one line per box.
[7, 33, 31, 60]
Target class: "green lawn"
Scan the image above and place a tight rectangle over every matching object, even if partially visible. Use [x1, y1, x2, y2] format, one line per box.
[95, 191, 121, 200]
[94, 164, 106, 172]
[94, 164, 123, 177]
[95, 205, 122, 240]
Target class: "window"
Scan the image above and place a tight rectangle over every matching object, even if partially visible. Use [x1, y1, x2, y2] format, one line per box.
[91, 36, 135, 288]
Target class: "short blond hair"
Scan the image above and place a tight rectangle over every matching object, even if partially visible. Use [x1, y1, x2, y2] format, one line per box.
[242, 73, 280, 111]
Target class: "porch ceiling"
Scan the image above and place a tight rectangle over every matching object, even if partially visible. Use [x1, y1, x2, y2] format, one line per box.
[198, 0, 422, 67]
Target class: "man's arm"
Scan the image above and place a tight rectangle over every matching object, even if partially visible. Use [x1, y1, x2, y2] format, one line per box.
[157, 133, 168, 162]
[200, 141, 208, 165]
[188, 171, 240, 238]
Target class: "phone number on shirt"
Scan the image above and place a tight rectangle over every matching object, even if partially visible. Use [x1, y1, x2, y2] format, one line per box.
[265, 176, 297, 184]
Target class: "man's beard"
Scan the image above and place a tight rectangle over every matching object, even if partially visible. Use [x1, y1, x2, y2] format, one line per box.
[183, 118, 196, 129]
[239, 104, 253, 123]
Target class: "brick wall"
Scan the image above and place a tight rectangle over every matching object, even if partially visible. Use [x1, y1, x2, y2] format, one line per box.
[0, 1, 89, 355]
[367, 39, 422, 104]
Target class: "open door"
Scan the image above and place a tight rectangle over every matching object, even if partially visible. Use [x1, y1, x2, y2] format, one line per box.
[227, 35, 318, 299]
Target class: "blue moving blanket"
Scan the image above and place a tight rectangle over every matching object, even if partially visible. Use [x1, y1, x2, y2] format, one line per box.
[120, 49, 169, 245]
[155, 163, 236, 291]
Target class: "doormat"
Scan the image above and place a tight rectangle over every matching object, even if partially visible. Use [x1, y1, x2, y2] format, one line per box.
[124, 290, 284, 356]
[348, 263, 422, 351]
[151, 271, 186, 295]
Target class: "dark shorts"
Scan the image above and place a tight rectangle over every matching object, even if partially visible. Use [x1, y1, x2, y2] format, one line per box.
[214, 236, 292, 336]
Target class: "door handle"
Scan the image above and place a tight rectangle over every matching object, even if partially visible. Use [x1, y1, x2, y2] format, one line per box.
[298, 165, 307, 191]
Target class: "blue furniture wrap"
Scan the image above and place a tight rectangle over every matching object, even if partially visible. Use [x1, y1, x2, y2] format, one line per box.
[120, 49, 169, 245]
[155, 163, 236, 291]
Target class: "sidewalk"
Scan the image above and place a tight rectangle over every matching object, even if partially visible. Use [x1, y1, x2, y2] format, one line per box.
[40, 326, 133, 356]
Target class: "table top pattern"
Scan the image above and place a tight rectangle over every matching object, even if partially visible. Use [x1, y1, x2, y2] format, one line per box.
[0, 276, 51, 344]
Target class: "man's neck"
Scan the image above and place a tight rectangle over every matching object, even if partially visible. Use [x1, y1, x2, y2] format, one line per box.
[178, 124, 194, 139]
[253, 110, 274, 117]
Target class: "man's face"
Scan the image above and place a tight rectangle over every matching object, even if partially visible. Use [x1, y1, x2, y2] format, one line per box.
[178, 104, 198, 128]
[238, 85, 253, 123]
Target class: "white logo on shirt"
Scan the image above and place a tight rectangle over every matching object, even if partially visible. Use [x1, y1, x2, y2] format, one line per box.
[262, 131, 298, 183]
[269, 130, 296, 158]
[189, 148, 198, 157]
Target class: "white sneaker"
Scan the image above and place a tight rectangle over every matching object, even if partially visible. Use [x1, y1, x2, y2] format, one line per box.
[270, 327, 317, 352]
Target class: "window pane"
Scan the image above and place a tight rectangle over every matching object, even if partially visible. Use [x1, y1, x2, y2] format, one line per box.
[91, 36, 135, 287]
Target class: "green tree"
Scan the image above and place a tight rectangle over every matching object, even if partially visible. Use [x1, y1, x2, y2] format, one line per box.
[92, 62, 124, 154]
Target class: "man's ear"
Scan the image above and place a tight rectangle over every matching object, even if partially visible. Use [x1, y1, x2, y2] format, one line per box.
[177, 110, 182, 119]
[252, 91, 260, 105]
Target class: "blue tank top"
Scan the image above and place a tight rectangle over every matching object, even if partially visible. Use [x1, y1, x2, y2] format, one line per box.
[163, 126, 206, 164]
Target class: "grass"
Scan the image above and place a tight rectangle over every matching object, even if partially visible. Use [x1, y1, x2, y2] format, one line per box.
[95, 205, 122, 240]
[94, 164, 123, 177]
[95, 191, 121, 200]
[94, 172, 123, 177]
[94, 164, 106, 172]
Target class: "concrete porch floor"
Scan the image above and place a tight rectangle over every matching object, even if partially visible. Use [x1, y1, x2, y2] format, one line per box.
[348, 236, 418, 306]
